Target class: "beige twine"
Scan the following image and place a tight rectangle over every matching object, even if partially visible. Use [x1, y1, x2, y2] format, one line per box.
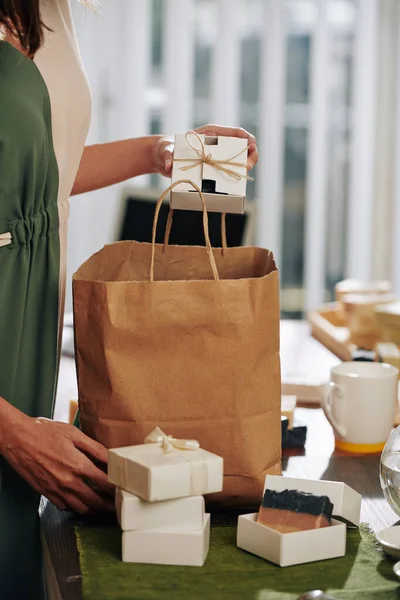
[173, 130, 253, 182]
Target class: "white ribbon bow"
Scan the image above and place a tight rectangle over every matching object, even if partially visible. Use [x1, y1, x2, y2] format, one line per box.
[144, 427, 200, 454]
[0, 232, 11, 248]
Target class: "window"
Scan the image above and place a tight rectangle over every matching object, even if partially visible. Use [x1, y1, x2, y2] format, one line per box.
[70, 0, 399, 317]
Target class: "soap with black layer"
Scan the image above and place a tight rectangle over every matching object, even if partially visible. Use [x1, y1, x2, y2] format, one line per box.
[257, 488, 333, 533]
[282, 425, 307, 449]
[281, 416, 289, 441]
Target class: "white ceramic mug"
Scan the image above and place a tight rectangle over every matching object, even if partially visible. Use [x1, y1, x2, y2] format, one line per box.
[321, 362, 399, 453]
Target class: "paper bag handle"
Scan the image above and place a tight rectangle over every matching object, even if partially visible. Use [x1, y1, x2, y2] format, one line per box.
[150, 179, 220, 282]
[163, 211, 228, 255]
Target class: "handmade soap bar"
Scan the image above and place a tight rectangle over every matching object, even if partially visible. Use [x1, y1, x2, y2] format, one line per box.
[108, 428, 223, 502]
[351, 348, 378, 362]
[335, 279, 391, 303]
[282, 425, 307, 449]
[342, 293, 394, 349]
[115, 488, 205, 531]
[281, 416, 289, 442]
[122, 513, 211, 566]
[376, 302, 400, 326]
[257, 489, 333, 534]
[281, 395, 297, 429]
[376, 342, 400, 376]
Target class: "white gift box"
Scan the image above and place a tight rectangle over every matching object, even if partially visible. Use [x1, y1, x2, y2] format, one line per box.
[122, 513, 211, 566]
[170, 133, 248, 214]
[237, 475, 361, 567]
[108, 428, 223, 502]
[115, 488, 205, 531]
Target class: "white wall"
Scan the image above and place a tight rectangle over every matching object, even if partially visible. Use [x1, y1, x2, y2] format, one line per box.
[66, 1, 151, 312]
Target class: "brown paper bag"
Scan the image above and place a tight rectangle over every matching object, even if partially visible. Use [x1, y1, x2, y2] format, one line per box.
[73, 181, 281, 506]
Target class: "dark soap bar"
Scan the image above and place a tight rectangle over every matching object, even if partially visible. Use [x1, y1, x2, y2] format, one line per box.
[282, 425, 307, 449]
[351, 348, 378, 362]
[261, 489, 333, 522]
[281, 416, 289, 440]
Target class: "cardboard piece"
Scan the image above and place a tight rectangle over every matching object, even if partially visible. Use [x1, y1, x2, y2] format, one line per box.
[69, 399, 78, 425]
[170, 133, 248, 214]
[122, 513, 211, 566]
[115, 488, 205, 531]
[236, 475, 361, 567]
[108, 443, 223, 502]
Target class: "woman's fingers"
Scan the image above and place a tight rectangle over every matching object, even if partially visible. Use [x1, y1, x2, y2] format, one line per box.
[84, 459, 115, 497]
[193, 124, 258, 170]
[43, 492, 67, 511]
[154, 125, 258, 178]
[247, 143, 258, 171]
[68, 478, 114, 512]
[61, 492, 91, 515]
[160, 141, 174, 173]
[70, 426, 108, 465]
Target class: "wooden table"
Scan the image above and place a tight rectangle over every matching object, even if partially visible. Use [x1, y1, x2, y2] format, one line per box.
[40, 320, 399, 600]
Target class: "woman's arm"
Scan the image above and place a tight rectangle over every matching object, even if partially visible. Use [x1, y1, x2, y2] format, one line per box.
[71, 125, 258, 196]
[71, 136, 164, 195]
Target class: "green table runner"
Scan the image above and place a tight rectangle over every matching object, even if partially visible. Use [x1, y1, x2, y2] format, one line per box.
[75, 516, 400, 600]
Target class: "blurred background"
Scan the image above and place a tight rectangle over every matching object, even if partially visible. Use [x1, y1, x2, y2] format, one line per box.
[66, 0, 400, 319]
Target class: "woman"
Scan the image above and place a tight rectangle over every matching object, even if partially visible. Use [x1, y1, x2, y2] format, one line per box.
[0, 0, 258, 596]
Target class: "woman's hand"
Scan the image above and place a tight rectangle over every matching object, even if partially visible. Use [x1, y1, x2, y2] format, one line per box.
[153, 125, 258, 177]
[1, 413, 115, 514]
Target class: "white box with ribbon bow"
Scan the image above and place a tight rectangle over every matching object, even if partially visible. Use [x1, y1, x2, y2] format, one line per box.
[170, 132, 249, 214]
[108, 427, 224, 502]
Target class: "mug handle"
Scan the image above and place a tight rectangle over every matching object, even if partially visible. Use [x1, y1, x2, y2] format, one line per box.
[321, 382, 346, 438]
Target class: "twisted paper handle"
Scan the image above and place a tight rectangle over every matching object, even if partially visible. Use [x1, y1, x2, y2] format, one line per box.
[174, 130, 253, 182]
[145, 426, 200, 454]
[150, 179, 220, 282]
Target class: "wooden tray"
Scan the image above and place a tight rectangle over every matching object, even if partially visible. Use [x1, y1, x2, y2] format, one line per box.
[307, 302, 354, 361]
[307, 303, 400, 425]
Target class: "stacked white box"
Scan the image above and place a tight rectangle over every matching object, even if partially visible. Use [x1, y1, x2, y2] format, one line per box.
[115, 488, 205, 532]
[116, 488, 210, 566]
[109, 428, 222, 567]
[122, 510, 211, 567]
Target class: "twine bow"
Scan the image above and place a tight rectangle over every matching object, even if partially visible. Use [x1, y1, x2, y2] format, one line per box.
[174, 130, 253, 182]
[144, 426, 200, 454]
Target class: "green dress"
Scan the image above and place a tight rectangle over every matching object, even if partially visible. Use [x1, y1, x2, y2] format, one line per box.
[0, 42, 60, 598]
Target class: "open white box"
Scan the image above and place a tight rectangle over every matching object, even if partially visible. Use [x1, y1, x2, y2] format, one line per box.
[237, 475, 361, 567]
[170, 133, 248, 214]
[122, 513, 211, 566]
